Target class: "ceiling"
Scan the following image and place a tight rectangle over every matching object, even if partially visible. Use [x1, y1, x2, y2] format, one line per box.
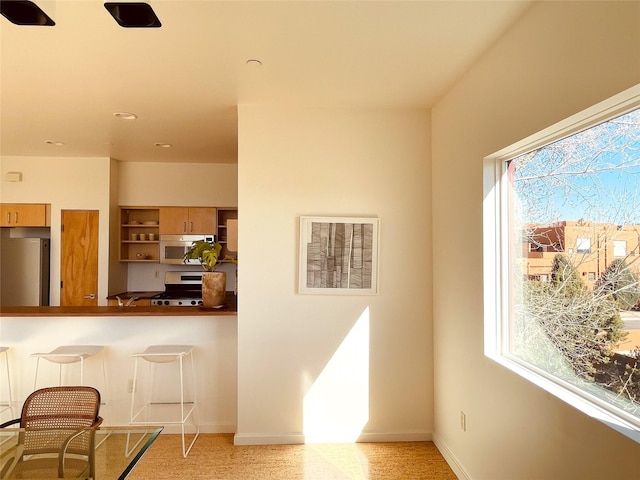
[0, 0, 532, 164]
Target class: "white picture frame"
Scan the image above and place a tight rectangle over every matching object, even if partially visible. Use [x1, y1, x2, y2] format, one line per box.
[299, 216, 380, 295]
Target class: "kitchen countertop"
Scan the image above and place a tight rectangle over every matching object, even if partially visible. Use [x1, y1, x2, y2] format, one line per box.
[1, 293, 237, 317]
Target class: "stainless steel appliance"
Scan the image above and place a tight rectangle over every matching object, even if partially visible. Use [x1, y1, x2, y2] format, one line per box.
[159, 234, 215, 265]
[0, 237, 50, 306]
[151, 271, 204, 306]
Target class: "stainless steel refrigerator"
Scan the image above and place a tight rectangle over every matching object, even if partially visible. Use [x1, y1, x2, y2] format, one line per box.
[0, 238, 50, 306]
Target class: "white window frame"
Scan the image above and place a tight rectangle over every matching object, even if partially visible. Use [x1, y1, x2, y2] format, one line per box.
[614, 240, 627, 257]
[576, 237, 591, 254]
[483, 84, 640, 443]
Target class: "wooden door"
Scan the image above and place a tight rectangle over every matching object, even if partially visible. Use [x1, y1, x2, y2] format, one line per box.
[159, 207, 189, 234]
[60, 210, 99, 306]
[188, 207, 216, 234]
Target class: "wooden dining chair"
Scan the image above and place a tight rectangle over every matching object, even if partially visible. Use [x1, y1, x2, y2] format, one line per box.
[0, 386, 103, 479]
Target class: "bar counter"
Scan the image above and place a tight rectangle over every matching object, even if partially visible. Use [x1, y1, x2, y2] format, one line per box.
[1, 301, 238, 430]
[0, 294, 237, 317]
[0, 305, 236, 316]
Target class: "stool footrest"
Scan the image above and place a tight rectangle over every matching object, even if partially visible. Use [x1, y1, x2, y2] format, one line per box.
[131, 403, 197, 424]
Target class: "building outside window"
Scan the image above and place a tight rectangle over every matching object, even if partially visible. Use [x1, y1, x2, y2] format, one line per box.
[484, 85, 640, 442]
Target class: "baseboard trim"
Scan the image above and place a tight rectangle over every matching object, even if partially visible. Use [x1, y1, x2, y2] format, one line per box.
[160, 423, 236, 435]
[233, 431, 432, 445]
[357, 431, 432, 442]
[234, 433, 305, 445]
[432, 433, 471, 480]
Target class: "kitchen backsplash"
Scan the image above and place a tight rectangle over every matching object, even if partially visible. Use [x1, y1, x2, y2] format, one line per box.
[127, 262, 237, 293]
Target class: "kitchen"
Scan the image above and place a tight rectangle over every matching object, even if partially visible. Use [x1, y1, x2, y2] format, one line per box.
[0, 158, 238, 307]
[0, 156, 240, 432]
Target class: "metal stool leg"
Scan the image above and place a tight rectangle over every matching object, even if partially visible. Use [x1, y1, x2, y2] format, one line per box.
[0, 347, 13, 419]
[129, 345, 199, 457]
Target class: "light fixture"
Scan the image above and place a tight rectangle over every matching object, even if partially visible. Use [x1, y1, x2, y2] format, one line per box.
[1, 0, 55, 26]
[246, 59, 263, 66]
[154, 143, 172, 148]
[104, 2, 161, 28]
[113, 112, 138, 120]
[45, 140, 65, 146]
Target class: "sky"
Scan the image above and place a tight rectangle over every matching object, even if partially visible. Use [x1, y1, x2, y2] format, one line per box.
[511, 108, 640, 225]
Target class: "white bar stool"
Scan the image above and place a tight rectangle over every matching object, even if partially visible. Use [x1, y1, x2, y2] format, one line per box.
[31, 345, 110, 423]
[0, 347, 14, 418]
[129, 345, 199, 458]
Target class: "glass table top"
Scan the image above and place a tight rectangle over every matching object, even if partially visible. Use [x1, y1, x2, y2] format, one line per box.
[0, 425, 163, 480]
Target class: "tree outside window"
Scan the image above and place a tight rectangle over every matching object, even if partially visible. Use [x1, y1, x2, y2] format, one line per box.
[507, 106, 640, 423]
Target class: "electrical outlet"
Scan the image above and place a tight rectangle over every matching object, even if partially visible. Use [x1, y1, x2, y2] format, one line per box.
[154, 269, 160, 279]
[460, 411, 466, 431]
[127, 379, 136, 393]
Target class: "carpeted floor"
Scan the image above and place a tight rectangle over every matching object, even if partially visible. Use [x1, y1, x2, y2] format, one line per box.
[127, 434, 458, 479]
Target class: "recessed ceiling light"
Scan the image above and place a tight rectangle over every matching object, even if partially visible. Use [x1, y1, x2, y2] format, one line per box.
[104, 2, 161, 28]
[45, 140, 65, 146]
[113, 112, 137, 120]
[154, 143, 172, 148]
[1, 0, 55, 26]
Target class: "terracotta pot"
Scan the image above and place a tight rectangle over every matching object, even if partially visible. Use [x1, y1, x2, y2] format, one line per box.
[202, 271, 226, 307]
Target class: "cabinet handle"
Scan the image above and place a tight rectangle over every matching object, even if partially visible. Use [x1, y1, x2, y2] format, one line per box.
[190, 222, 193, 232]
[6, 212, 10, 224]
[183, 221, 187, 233]
[14, 212, 18, 224]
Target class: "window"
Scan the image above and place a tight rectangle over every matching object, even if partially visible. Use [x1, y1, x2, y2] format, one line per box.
[576, 237, 591, 254]
[614, 240, 627, 257]
[484, 84, 640, 443]
[529, 243, 543, 253]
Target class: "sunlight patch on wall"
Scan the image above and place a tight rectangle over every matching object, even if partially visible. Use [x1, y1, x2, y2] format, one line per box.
[303, 307, 370, 443]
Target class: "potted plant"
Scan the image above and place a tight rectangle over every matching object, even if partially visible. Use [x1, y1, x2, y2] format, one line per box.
[183, 240, 236, 307]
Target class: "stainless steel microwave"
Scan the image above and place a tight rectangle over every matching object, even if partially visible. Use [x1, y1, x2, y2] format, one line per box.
[159, 234, 215, 265]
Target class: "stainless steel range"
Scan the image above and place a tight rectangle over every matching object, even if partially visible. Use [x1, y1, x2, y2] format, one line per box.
[151, 271, 204, 306]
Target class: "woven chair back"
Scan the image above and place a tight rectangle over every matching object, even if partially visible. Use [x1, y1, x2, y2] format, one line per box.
[20, 386, 101, 456]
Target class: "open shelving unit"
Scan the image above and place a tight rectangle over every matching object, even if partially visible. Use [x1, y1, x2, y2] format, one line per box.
[120, 207, 160, 262]
[217, 208, 238, 260]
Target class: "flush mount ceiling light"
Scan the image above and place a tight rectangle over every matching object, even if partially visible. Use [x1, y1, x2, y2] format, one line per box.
[113, 112, 138, 120]
[104, 2, 161, 28]
[45, 140, 65, 146]
[154, 143, 172, 148]
[1, 0, 55, 26]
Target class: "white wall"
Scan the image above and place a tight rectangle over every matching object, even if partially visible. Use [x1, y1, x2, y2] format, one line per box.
[236, 106, 432, 443]
[118, 162, 238, 207]
[0, 314, 238, 434]
[0, 156, 111, 305]
[431, 2, 640, 478]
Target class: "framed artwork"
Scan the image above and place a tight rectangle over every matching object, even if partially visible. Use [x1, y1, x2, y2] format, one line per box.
[299, 216, 380, 295]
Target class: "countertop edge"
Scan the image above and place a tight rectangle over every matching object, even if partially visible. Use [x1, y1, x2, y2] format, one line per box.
[0, 306, 237, 317]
